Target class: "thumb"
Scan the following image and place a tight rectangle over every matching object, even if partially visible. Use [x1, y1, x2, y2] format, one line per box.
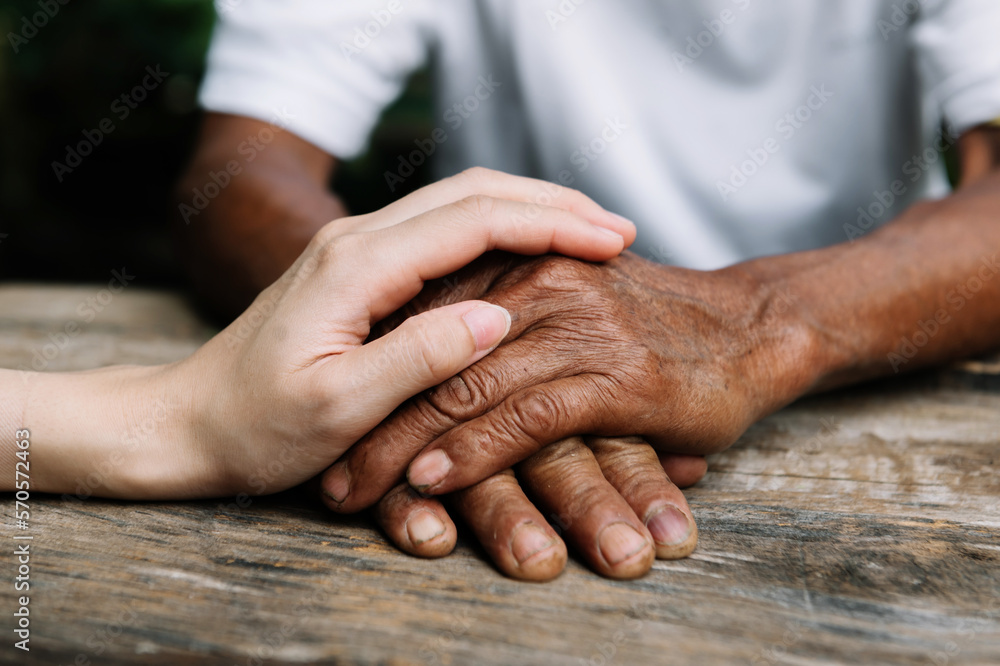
[335, 301, 511, 433]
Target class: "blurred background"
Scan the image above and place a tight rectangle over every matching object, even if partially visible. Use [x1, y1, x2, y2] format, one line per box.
[0, 0, 432, 288]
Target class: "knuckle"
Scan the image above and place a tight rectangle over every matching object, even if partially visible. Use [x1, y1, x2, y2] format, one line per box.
[453, 194, 498, 224]
[393, 312, 461, 380]
[311, 220, 340, 248]
[509, 388, 564, 436]
[403, 325, 449, 379]
[456, 166, 496, 188]
[591, 438, 672, 494]
[425, 369, 492, 421]
[555, 185, 593, 211]
[520, 439, 603, 522]
[527, 255, 590, 291]
[524, 437, 587, 471]
[317, 232, 366, 266]
[406, 397, 460, 441]
[376, 484, 426, 520]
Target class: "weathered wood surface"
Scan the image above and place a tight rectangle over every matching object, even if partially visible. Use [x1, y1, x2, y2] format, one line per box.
[1, 284, 998, 666]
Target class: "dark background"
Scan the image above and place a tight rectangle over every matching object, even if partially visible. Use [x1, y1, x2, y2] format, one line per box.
[0, 0, 432, 289]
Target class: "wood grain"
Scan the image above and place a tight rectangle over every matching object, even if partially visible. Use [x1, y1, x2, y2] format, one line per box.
[1, 285, 998, 665]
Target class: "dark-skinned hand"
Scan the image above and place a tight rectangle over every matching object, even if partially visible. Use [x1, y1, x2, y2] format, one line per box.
[319, 248, 808, 579]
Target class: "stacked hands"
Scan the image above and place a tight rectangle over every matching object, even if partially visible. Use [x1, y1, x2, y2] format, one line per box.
[34, 169, 807, 581]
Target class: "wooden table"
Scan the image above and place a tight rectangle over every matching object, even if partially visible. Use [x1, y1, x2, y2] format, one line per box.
[1, 284, 998, 666]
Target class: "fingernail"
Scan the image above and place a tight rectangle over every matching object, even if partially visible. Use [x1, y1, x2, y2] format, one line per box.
[462, 304, 511, 352]
[406, 510, 446, 546]
[511, 523, 557, 565]
[596, 226, 626, 242]
[323, 465, 350, 504]
[646, 506, 693, 546]
[599, 523, 650, 566]
[408, 450, 452, 490]
[610, 212, 635, 227]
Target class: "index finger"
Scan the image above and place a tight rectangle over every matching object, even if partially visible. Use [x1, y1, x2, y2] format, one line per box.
[319, 196, 628, 323]
[344, 167, 636, 243]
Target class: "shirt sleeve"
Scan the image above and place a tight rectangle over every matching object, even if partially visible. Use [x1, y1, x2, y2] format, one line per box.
[199, 0, 435, 159]
[911, 0, 1000, 133]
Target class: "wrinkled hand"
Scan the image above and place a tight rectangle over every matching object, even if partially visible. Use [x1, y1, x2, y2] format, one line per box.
[323, 250, 805, 507]
[319, 250, 809, 578]
[161, 171, 634, 500]
[367, 438, 707, 581]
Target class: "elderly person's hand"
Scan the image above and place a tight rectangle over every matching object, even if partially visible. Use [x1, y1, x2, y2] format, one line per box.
[322, 250, 763, 579]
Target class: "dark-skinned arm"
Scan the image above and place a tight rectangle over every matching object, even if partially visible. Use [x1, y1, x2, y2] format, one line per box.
[173, 112, 347, 317]
[741, 125, 1000, 397]
[323, 125, 1000, 506]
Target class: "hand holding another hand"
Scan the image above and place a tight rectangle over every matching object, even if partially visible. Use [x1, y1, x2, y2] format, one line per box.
[22, 169, 633, 502]
[323, 248, 817, 578]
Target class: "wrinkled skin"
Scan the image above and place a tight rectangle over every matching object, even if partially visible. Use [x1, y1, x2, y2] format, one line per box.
[322, 250, 810, 579]
[325, 250, 803, 503]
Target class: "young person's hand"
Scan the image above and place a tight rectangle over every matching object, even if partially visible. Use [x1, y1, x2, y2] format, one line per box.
[8, 169, 634, 500]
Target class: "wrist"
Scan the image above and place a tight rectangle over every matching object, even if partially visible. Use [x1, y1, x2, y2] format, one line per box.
[714, 259, 838, 417]
[21, 363, 211, 500]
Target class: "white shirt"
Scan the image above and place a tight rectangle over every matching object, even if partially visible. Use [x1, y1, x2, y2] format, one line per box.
[200, 0, 1000, 269]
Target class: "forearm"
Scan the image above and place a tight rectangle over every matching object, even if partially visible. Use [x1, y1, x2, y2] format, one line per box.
[737, 169, 1000, 400]
[1, 365, 210, 499]
[174, 114, 347, 317]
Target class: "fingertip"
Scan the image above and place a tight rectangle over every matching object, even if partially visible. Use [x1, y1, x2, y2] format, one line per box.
[403, 509, 457, 558]
[321, 463, 351, 506]
[374, 486, 458, 559]
[652, 524, 698, 560]
[645, 505, 699, 560]
[407, 449, 453, 492]
[507, 523, 568, 582]
[597, 522, 655, 580]
[461, 303, 511, 352]
[607, 212, 637, 247]
[658, 454, 709, 488]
